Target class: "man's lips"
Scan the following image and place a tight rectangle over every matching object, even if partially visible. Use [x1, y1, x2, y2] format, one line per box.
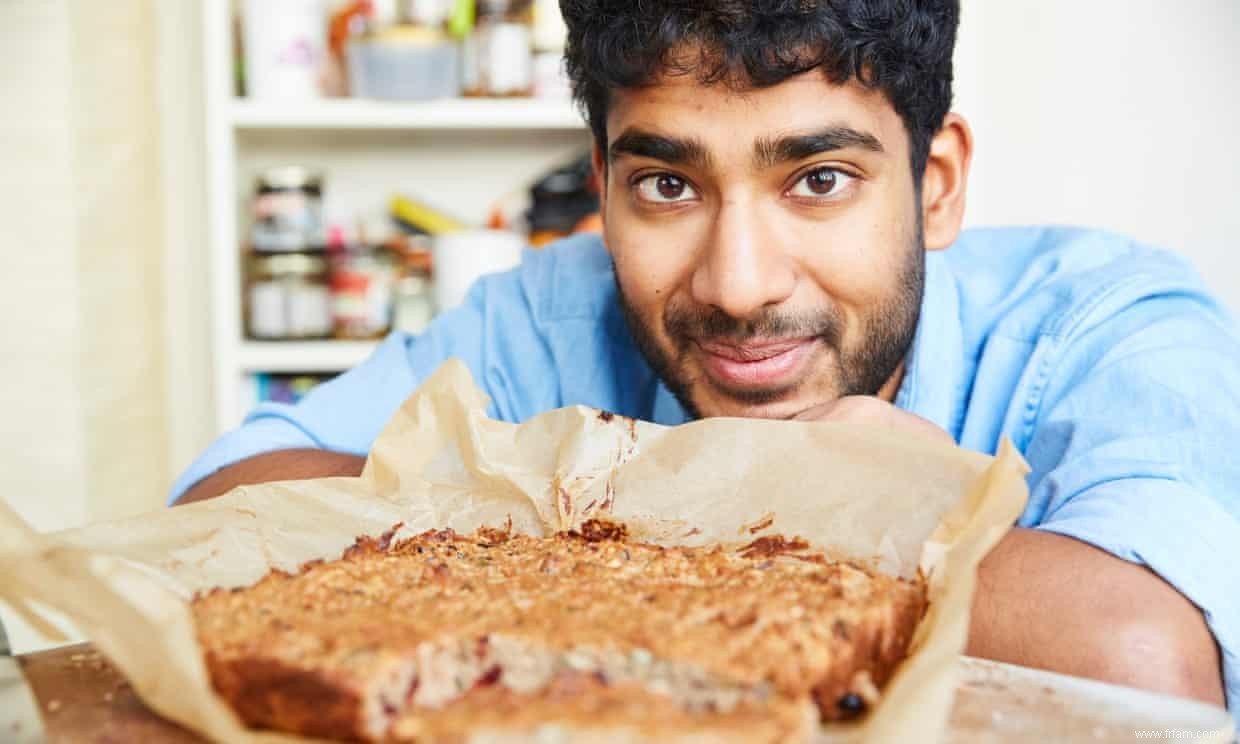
[694, 337, 818, 390]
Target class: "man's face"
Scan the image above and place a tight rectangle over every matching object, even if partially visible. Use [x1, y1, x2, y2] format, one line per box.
[598, 70, 926, 420]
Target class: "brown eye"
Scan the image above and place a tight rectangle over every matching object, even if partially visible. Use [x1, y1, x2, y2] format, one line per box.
[806, 168, 836, 194]
[789, 167, 853, 199]
[635, 173, 698, 204]
[657, 175, 685, 199]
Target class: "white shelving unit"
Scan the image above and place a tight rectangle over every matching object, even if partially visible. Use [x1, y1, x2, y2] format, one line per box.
[203, 1, 589, 433]
[236, 340, 379, 373]
[230, 98, 586, 131]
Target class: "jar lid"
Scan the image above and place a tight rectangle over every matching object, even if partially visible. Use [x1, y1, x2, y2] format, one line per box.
[365, 25, 449, 46]
[251, 252, 329, 276]
[476, 0, 532, 17]
[257, 166, 324, 195]
[397, 274, 431, 293]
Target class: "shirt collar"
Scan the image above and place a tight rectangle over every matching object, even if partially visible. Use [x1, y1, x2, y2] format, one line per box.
[895, 250, 967, 439]
[652, 381, 691, 425]
[648, 251, 965, 434]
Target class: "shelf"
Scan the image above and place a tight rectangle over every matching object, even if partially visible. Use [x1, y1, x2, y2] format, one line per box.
[229, 98, 586, 130]
[237, 340, 380, 373]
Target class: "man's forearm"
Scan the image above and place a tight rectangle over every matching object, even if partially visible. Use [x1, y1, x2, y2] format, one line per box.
[174, 449, 367, 505]
[968, 527, 1224, 705]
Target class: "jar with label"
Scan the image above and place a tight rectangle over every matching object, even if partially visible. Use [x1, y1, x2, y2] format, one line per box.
[392, 248, 435, 334]
[251, 166, 325, 252]
[329, 244, 397, 339]
[461, 0, 534, 97]
[247, 253, 333, 340]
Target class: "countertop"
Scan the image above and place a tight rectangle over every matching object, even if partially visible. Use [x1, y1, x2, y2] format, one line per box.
[3, 644, 1234, 743]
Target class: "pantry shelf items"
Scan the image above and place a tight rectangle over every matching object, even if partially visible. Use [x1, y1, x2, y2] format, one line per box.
[203, 0, 588, 432]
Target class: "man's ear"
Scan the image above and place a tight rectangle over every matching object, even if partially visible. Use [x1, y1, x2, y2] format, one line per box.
[921, 112, 973, 251]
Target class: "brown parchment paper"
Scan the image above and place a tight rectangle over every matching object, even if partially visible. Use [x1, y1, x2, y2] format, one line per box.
[0, 359, 1029, 743]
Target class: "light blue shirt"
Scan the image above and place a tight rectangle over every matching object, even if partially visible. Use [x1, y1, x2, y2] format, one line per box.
[172, 227, 1240, 714]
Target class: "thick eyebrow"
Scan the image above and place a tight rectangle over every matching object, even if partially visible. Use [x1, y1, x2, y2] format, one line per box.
[753, 126, 885, 168]
[608, 129, 713, 170]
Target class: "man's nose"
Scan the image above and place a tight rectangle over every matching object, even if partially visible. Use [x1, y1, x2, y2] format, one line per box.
[690, 196, 797, 319]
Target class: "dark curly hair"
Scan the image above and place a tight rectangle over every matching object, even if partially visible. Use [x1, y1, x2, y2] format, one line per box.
[560, 0, 959, 182]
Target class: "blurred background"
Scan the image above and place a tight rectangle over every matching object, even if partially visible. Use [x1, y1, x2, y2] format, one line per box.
[1, 0, 1238, 539]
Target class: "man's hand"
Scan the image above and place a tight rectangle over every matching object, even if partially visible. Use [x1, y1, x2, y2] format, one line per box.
[175, 449, 367, 505]
[793, 395, 954, 444]
[798, 395, 1225, 705]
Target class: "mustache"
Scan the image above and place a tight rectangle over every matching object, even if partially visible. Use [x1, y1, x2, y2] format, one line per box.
[664, 303, 843, 349]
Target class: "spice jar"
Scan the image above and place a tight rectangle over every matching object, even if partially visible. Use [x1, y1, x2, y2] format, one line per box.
[247, 253, 333, 340]
[461, 0, 534, 97]
[329, 244, 397, 339]
[251, 166, 325, 252]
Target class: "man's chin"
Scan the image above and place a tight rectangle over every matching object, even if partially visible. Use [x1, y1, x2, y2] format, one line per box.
[691, 384, 823, 421]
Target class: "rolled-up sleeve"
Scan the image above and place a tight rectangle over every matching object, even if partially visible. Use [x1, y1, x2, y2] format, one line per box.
[167, 331, 425, 504]
[1019, 294, 1240, 715]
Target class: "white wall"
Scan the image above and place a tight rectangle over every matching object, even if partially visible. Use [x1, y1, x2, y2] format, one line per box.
[1, 0, 171, 653]
[954, 0, 1240, 309]
[1, 1, 171, 529]
[157, 1, 216, 483]
[0, 1, 90, 533]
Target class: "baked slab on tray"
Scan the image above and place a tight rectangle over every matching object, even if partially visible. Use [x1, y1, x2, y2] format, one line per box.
[191, 520, 926, 743]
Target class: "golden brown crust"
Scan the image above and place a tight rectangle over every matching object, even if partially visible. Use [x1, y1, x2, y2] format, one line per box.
[193, 522, 925, 742]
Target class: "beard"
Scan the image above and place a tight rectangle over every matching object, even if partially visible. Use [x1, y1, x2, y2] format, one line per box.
[616, 224, 926, 420]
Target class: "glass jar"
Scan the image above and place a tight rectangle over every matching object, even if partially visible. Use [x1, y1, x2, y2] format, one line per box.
[392, 270, 435, 335]
[329, 244, 397, 339]
[247, 253, 333, 340]
[251, 166, 325, 253]
[461, 0, 534, 97]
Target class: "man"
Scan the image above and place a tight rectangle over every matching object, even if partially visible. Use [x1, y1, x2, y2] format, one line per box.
[174, 0, 1238, 715]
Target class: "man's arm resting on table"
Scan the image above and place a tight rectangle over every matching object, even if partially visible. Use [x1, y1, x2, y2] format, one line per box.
[969, 527, 1225, 705]
[799, 397, 1225, 704]
[174, 449, 367, 505]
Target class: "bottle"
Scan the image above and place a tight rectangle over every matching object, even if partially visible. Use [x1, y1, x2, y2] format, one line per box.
[390, 239, 436, 334]
[326, 225, 398, 340]
[462, 0, 534, 97]
[530, 0, 569, 98]
[392, 268, 435, 334]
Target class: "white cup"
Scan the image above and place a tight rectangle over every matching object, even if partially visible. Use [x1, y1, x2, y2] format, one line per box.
[242, 0, 326, 100]
[432, 230, 526, 313]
